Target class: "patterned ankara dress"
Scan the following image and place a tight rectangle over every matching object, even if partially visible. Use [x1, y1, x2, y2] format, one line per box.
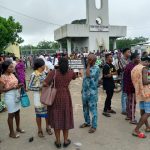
[45, 69, 76, 130]
[82, 65, 100, 128]
[28, 70, 48, 118]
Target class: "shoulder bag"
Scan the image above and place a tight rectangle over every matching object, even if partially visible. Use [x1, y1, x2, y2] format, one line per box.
[20, 88, 30, 108]
[40, 70, 57, 106]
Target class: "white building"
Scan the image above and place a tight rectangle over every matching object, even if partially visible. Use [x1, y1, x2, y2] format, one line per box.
[131, 41, 150, 55]
[54, 0, 127, 55]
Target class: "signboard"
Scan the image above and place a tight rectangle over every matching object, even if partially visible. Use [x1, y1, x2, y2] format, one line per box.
[89, 25, 109, 32]
[69, 59, 84, 69]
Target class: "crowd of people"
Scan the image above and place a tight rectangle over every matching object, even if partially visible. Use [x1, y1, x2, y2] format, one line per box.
[0, 49, 150, 148]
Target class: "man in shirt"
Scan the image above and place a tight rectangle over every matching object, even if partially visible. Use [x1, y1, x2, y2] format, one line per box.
[102, 53, 117, 117]
[118, 48, 131, 115]
[131, 56, 150, 138]
[80, 54, 100, 133]
[123, 53, 140, 124]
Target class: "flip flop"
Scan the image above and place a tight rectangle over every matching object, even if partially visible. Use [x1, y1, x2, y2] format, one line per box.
[9, 134, 20, 139]
[46, 128, 53, 135]
[38, 131, 44, 138]
[125, 117, 130, 121]
[145, 128, 150, 132]
[132, 131, 146, 138]
[16, 129, 25, 133]
[79, 123, 91, 128]
[130, 120, 137, 125]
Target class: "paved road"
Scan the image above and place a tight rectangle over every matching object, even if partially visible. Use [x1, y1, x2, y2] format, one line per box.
[0, 77, 150, 150]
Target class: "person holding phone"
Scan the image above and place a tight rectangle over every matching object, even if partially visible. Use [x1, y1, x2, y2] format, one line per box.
[1, 60, 25, 139]
[80, 54, 100, 133]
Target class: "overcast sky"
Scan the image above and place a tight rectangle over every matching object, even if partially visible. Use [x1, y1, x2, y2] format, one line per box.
[0, 0, 150, 45]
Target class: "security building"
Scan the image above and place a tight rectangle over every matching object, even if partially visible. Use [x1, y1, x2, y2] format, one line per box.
[54, 0, 127, 55]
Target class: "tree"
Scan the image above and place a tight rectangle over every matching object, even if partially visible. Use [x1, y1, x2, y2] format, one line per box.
[20, 41, 60, 55]
[109, 36, 149, 50]
[37, 40, 59, 49]
[0, 16, 24, 51]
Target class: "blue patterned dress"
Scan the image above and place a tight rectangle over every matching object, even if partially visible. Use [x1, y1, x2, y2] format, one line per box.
[82, 65, 100, 128]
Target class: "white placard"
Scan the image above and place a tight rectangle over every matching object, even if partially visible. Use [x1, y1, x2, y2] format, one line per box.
[69, 59, 84, 69]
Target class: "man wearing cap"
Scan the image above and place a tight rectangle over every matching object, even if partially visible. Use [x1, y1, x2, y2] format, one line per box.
[80, 54, 100, 133]
[131, 56, 150, 138]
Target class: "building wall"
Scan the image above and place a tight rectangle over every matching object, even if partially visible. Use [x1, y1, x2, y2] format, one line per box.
[109, 26, 127, 37]
[54, 24, 89, 40]
[89, 32, 109, 51]
[86, 0, 109, 25]
[72, 38, 89, 51]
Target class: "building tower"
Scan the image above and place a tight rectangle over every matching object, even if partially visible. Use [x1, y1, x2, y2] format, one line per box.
[86, 0, 109, 26]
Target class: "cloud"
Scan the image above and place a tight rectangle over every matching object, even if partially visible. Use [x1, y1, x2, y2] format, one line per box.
[0, 0, 149, 45]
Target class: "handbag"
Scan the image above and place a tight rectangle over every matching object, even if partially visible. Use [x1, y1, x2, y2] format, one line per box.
[40, 70, 57, 106]
[20, 88, 30, 108]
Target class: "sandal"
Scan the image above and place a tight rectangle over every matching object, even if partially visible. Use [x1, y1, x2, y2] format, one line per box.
[102, 112, 111, 117]
[46, 128, 53, 135]
[16, 129, 25, 133]
[38, 131, 44, 138]
[107, 109, 116, 114]
[54, 141, 61, 149]
[9, 134, 20, 139]
[130, 120, 137, 125]
[79, 123, 91, 128]
[145, 128, 150, 132]
[125, 117, 130, 121]
[63, 139, 71, 148]
[88, 127, 96, 133]
[132, 130, 146, 138]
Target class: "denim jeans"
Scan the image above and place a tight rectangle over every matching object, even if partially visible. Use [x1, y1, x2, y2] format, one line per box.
[121, 92, 127, 113]
[121, 74, 127, 112]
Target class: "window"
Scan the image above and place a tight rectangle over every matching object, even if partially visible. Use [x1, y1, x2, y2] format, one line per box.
[95, 0, 102, 9]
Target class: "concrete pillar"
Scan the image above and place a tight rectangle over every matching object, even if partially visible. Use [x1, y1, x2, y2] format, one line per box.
[113, 38, 117, 50]
[67, 38, 71, 55]
[59, 42, 62, 51]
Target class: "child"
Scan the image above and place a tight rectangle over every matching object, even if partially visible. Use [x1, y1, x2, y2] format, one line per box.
[28, 58, 52, 137]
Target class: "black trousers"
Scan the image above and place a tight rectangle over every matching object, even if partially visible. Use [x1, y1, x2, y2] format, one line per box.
[103, 89, 114, 112]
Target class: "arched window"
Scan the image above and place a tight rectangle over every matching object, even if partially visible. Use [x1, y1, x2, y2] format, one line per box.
[95, 0, 102, 9]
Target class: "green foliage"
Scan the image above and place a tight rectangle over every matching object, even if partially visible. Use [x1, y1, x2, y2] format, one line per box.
[110, 36, 148, 50]
[0, 16, 24, 51]
[20, 41, 59, 54]
[37, 40, 59, 49]
[110, 36, 149, 50]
